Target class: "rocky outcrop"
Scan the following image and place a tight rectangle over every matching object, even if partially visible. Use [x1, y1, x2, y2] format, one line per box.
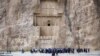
[0, 0, 100, 51]
[68, 0, 100, 50]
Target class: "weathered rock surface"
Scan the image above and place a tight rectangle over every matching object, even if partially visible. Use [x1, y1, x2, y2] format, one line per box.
[0, 0, 100, 51]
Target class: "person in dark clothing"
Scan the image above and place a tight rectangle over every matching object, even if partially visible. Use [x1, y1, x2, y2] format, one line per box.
[56, 51, 58, 56]
[83, 48, 88, 53]
[52, 48, 56, 56]
[87, 48, 90, 53]
[77, 48, 81, 53]
[67, 48, 71, 53]
[52, 51, 55, 56]
[39, 49, 43, 53]
[71, 48, 74, 53]
[49, 48, 53, 53]
[45, 48, 48, 53]
[7, 50, 11, 54]
[48, 48, 51, 53]
[55, 48, 58, 56]
[21, 49, 24, 53]
[30, 49, 34, 53]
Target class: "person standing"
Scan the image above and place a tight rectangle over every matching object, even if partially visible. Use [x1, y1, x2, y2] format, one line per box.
[52, 49, 55, 56]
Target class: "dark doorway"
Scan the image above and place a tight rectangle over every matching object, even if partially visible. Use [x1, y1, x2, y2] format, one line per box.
[47, 20, 51, 26]
[48, 23, 50, 26]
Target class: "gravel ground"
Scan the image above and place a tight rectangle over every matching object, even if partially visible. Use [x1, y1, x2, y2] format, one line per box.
[0, 51, 100, 56]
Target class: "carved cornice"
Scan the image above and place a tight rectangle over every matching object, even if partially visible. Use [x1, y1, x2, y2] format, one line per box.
[34, 0, 63, 16]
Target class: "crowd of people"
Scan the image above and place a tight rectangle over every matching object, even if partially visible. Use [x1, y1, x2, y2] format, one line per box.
[29, 48, 90, 53]
[6, 48, 90, 56]
[29, 48, 90, 56]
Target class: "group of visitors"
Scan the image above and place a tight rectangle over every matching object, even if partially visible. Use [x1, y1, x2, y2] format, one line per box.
[29, 48, 90, 56]
[6, 48, 90, 56]
[29, 48, 90, 53]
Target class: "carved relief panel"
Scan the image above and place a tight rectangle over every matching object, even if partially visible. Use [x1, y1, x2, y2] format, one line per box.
[33, 0, 63, 48]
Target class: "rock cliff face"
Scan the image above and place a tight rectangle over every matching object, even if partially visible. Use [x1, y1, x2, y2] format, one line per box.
[66, 0, 100, 50]
[0, 0, 100, 51]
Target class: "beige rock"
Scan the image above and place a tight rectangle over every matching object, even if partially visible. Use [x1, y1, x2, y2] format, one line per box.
[0, 0, 100, 51]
